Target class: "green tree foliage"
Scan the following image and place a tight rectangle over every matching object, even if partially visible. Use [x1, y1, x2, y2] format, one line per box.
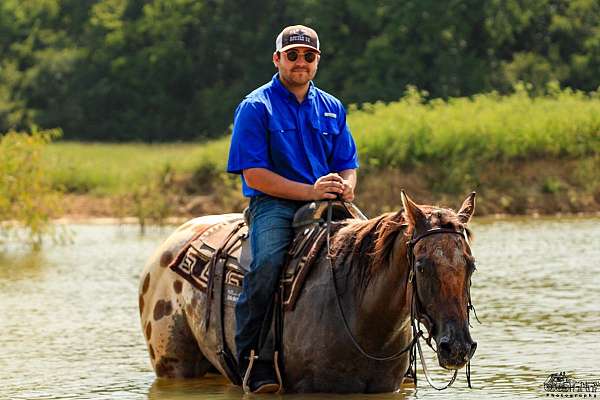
[0, 0, 92, 134]
[0, 129, 63, 248]
[0, 0, 598, 141]
[75, 0, 281, 140]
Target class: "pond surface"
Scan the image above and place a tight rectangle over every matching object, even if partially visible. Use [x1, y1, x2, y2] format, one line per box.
[1, 217, 599, 399]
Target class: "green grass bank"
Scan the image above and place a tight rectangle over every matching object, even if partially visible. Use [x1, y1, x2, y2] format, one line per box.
[45, 86, 600, 218]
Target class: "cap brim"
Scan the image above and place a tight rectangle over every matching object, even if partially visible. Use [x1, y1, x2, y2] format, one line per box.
[280, 44, 321, 54]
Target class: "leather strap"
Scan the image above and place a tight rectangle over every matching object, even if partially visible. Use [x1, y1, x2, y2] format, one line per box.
[204, 221, 245, 385]
[204, 221, 245, 329]
[213, 250, 243, 385]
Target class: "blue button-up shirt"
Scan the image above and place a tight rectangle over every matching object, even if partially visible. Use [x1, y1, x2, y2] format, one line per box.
[227, 74, 359, 197]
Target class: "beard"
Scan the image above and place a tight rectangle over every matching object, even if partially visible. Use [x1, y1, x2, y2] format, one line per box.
[281, 66, 317, 87]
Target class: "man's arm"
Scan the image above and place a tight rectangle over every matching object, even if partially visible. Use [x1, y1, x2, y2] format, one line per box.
[243, 168, 344, 201]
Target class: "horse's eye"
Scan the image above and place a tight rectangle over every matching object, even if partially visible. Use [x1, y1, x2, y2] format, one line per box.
[415, 260, 426, 273]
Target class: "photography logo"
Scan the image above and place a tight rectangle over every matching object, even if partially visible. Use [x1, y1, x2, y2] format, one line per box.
[544, 372, 600, 397]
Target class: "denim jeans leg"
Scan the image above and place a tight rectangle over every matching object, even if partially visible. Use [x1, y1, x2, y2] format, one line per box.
[235, 196, 301, 361]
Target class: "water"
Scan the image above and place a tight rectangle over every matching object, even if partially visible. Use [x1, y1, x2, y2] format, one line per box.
[1, 217, 599, 399]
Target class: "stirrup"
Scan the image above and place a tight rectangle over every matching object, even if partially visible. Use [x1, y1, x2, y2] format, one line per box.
[242, 350, 258, 393]
[242, 350, 282, 394]
[273, 350, 283, 394]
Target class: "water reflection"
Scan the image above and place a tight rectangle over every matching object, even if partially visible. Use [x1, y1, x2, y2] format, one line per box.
[147, 376, 243, 399]
[146, 376, 411, 400]
[1, 218, 599, 399]
[0, 250, 46, 280]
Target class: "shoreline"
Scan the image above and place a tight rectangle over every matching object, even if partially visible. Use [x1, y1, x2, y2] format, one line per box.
[52, 213, 600, 226]
[46, 158, 600, 223]
[53, 194, 600, 225]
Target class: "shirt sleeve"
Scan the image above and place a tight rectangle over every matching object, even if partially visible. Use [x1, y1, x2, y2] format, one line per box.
[227, 100, 271, 175]
[329, 105, 359, 172]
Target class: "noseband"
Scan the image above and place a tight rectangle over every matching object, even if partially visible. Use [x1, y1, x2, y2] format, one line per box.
[327, 203, 477, 390]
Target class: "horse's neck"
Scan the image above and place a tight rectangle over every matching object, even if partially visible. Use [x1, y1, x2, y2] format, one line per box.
[333, 226, 412, 343]
[359, 234, 411, 326]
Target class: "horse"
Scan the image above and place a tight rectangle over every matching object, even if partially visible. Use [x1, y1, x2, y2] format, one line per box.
[138, 191, 478, 393]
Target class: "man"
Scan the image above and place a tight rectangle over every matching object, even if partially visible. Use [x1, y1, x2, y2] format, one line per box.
[227, 25, 359, 393]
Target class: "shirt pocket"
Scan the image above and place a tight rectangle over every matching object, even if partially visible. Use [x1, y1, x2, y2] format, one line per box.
[312, 115, 340, 160]
[318, 115, 341, 137]
[267, 119, 298, 164]
[268, 119, 297, 135]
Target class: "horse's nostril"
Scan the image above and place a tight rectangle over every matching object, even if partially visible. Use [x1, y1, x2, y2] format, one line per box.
[439, 337, 452, 355]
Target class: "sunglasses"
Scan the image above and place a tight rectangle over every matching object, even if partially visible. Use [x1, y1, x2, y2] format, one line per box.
[284, 50, 317, 63]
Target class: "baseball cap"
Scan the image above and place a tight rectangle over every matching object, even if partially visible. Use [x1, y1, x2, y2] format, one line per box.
[275, 25, 320, 54]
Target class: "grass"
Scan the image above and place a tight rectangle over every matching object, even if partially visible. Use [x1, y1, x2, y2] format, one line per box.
[45, 139, 230, 195]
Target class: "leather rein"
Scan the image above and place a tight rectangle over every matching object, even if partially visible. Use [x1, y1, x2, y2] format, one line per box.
[326, 201, 478, 390]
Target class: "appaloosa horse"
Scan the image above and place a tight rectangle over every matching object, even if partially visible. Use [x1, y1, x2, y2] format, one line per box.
[138, 191, 478, 393]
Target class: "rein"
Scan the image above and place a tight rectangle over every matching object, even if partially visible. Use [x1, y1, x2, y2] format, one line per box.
[326, 201, 476, 390]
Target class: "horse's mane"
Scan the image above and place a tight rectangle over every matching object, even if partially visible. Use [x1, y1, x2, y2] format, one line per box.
[329, 211, 408, 291]
[329, 206, 473, 293]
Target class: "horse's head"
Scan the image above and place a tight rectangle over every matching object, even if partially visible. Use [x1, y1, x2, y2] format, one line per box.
[401, 191, 477, 370]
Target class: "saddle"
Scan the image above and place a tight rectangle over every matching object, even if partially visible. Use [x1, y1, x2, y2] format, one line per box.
[168, 200, 366, 385]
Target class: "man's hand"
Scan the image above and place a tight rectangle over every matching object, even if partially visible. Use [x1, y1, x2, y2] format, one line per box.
[243, 168, 356, 202]
[340, 178, 355, 202]
[312, 173, 344, 200]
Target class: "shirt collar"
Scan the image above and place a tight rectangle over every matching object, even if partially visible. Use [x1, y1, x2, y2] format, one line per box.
[272, 73, 316, 104]
[307, 81, 316, 101]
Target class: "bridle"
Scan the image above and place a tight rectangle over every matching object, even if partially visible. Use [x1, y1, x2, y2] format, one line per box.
[407, 227, 477, 390]
[327, 202, 479, 391]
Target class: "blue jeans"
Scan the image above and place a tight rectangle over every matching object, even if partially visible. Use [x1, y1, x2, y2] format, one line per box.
[235, 195, 304, 361]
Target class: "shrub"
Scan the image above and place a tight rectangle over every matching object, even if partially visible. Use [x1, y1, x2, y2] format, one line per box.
[0, 129, 64, 248]
[349, 84, 600, 170]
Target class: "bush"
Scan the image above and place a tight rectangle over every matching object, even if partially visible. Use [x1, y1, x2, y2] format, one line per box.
[0, 129, 64, 248]
[349, 84, 600, 171]
[128, 164, 176, 233]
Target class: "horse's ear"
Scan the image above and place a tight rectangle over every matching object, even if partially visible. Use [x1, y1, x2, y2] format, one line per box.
[401, 190, 427, 231]
[457, 192, 476, 224]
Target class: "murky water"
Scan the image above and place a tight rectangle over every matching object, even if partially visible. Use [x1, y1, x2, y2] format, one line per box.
[1, 217, 599, 399]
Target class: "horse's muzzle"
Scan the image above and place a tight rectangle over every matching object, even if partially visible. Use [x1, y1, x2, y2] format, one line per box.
[437, 334, 477, 370]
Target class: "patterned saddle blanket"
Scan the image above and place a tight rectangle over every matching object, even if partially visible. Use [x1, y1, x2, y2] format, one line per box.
[168, 201, 366, 310]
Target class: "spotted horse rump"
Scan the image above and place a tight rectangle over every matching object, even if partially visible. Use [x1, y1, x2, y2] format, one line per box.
[137, 213, 245, 379]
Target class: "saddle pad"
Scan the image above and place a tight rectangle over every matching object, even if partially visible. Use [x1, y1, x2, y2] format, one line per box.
[169, 218, 331, 311]
[168, 219, 246, 304]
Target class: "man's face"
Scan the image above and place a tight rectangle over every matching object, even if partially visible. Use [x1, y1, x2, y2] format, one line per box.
[273, 46, 320, 87]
